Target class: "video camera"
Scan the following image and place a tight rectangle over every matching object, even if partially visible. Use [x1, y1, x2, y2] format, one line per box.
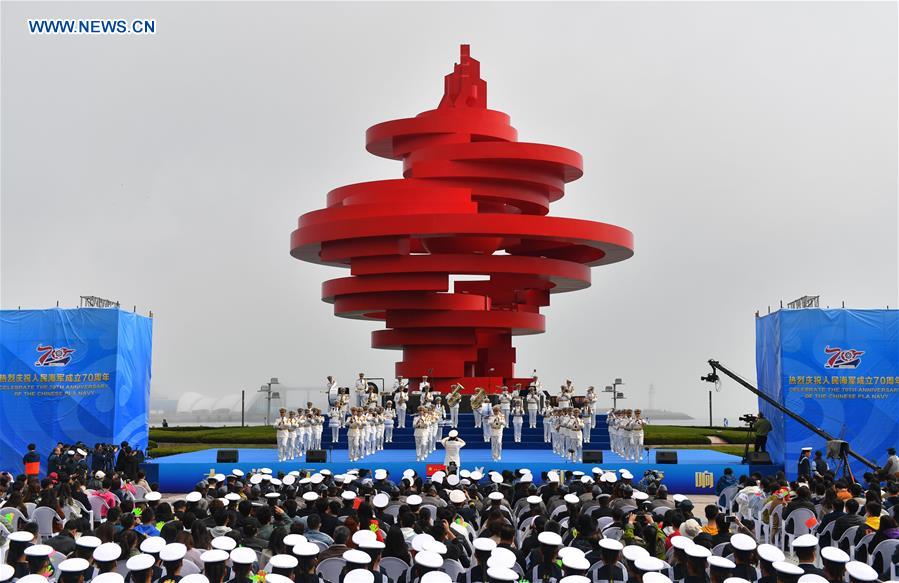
[739, 413, 758, 426]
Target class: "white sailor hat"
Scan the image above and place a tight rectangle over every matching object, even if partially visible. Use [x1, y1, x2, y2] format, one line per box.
[181, 575, 210, 583]
[460, 469, 471, 478]
[602, 472, 617, 483]
[269, 554, 298, 569]
[282, 475, 296, 486]
[24, 544, 53, 557]
[232, 469, 244, 477]
[580, 476, 593, 484]
[798, 576, 828, 583]
[140, 536, 166, 554]
[159, 543, 187, 562]
[724, 579, 751, 583]
[250, 475, 263, 485]
[352, 530, 377, 546]
[403, 469, 416, 479]
[450, 522, 468, 538]
[343, 549, 371, 565]
[422, 540, 446, 555]
[561, 554, 591, 571]
[270, 478, 282, 487]
[211, 536, 237, 551]
[526, 495, 541, 504]
[432, 471, 445, 484]
[320, 469, 332, 476]
[756, 544, 785, 563]
[845, 561, 878, 582]
[265, 492, 281, 500]
[260, 467, 272, 474]
[67, 450, 76, 455]
[635, 556, 668, 572]
[311, 473, 324, 484]
[8, 531, 34, 542]
[91, 574, 125, 583]
[411, 533, 435, 552]
[538, 531, 563, 546]
[547, 471, 559, 483]
[225, 492, 241, 502]
[414, 550, 444, 569]
[488, 547, 518, 569]
[125, 554, 156, 571]
[406, 494, 423, 505]
[622, 545, 650, 562]
[341, 491, 357, 501]
[75, 535, 102, 549]
[345, 569, 375, 583]
[95, 471, 106, 479]
[229, 547, 257, 565]
[643, 574, 673, 583]
[599, 539, 624, 552]
[448, 430, 459, 438]
[293, 542, 320, 557]
[77, 448, 87, 456]
[563, 493, 579, 504]
[374, 469, 388, 480]
[302, 492, 319, 502]
[773, 562, 804, 576]
[185, 491, 203, 503]
[446, 474, 461, 486]
[708, 556, 736, 570]
[488, 492, 504, 501]
[801, 447, 813, 452]
[144, 491, 162, 502]
[200, 549, 229, 563]
[670, 536, 692, 550]
[473, 538, 498, 552]
[520, 474, 533, 483]
[58, 558, 91, 574]
[0, 566, 15, 582]
[360, 538, 388, 551]
[620, 470, 634, 480]
[685, 545, 711, 559]
[301, 477, 316, 486]
[421, 572, 453, 583]
[372, 492, 390, 508]
[557, 547, 586, 561]
[15, 576, 48, 583]
[470, 470, 484, 481]
[792, 534, 819, 549]
[491, 473, 504, 484]
[559, 577, 591, 583]
[449, 490, 466, 504]
[730, 533, 757, 552]
[486, 567, 519, 581]
[94, 542, 122, 562]
[820, 546, 849, 564]
[283, 534, 307, 548]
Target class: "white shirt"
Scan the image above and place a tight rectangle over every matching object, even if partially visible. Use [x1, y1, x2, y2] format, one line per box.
[355, 378, 367, 392]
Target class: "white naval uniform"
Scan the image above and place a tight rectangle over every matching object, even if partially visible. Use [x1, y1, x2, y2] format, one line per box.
[275, 416, 289, 461]
[480, 401, 492, 441]
[328, 407, 341, 444]
[354, 378, 367, 407]
[488, 414, 506, 461]
[347, 415, 362, 461]
[630, 417, 647, 461]
[384, 408, 395, 442]
[440, 436, 466, 469]
[395, 391, 408, 429]
[499, 392, 511, 424]
[527, 393, 540, 429]
[286, 417, 297, 460]
[413, 415, 429, 460]
[511, 404, 524, 443]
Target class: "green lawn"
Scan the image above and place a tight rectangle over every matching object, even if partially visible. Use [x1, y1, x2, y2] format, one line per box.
[644, 425, 751, 445]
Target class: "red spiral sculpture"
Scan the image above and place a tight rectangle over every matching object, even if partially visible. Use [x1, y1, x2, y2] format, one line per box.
[291, 45, 633, 392]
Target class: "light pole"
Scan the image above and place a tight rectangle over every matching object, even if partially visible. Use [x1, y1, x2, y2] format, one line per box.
[259, 377, 280, 426]
[604, 377, 625, 409]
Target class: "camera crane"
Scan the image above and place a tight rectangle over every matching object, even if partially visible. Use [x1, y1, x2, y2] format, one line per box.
[702, 359, 879, 472]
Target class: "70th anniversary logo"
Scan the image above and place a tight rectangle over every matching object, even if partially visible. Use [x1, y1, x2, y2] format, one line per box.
[28, 19, 156, 35]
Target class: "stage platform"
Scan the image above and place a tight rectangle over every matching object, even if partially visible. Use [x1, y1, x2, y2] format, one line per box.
[143, 447, 782, 495]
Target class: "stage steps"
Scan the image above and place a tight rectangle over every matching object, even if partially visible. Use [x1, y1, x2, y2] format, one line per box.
[318, 413, 610, 451]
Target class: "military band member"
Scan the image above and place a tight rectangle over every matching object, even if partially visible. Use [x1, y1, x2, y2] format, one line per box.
[285, 410, 298, 460]
[297, 408, 311, 458]
[446, 384, 463, 428]
[471, 387, 487, 429]
[394, 385, 409, 429]
[347, 408, 364, 461]
[629, 409, 647, 462]
[337, 390, 350, 426]
[569, 408, 584, 462]
[419, 376, 433, 405]
[275, 408, 290, 462]
[328, 404, 342, 444]
[580, 405, 592, 445]
[434, 396, 447, 441]
[354, 373, 368, 407]
[527, 387, 540, 429]
[479, 395, 493, 442]
[488, 405, 506, 461]
[392, 375, 408, 392]
[383, 401, 396, 443]
[498, 386, 511, 424]
[413, 407, 429, 461]
[312, 407, 324, 450]
[511, 396, 524, 443]
[543, 402, 554, 444]
[584, 386, 597, 430]
[558, 384, 571, 410]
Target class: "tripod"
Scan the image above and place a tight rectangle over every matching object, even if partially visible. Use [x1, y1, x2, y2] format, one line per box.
[741, 422, 756, 464]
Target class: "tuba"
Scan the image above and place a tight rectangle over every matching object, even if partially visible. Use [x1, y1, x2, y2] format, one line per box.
[471, 387, 486, 410]
[447, 383, 463, 407]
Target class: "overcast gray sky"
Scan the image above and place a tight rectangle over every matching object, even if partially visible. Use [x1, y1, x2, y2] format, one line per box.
[2, 2, 897, 421]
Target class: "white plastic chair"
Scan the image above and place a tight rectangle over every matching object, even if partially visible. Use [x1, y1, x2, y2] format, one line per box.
[712, 542, 729, 557]
[87, 496, 110, 524]
[443, 559, 466, 582]
[718, 486, 740, 516]
[181, 560, 201, 575]
[31, 507, 62, 541]
[23, 503, 36, 518]
[835, 525, 860, 554]
[852, 533, 875, 561]
[379, 557, 410, 583]
[597, 516, 615, 531]
[868, 539, 899, 578]
[0, 507, 30, 531]
[782, 508, 816, 553]
[603, 527, 623, 541]
[315, 557, 345, 583]
[421, 504, 437, 522]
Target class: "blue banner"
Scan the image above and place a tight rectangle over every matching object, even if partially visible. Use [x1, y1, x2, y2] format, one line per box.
[0, 308, 153, 475]
[756, 309, 899, 479]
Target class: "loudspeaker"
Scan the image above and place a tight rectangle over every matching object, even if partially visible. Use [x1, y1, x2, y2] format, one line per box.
[655, 451, 678, 464]
[582, 450, 603, 463]
[306, 450, 327, 463]
[216, 449, 238, 463]
[746, 451, 772, 464]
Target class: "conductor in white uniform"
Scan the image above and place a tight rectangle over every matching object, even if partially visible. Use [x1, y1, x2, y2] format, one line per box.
[439, 430, 466, 473]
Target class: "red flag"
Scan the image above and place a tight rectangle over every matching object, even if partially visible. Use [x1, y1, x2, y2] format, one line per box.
[805, 516, 818, 529]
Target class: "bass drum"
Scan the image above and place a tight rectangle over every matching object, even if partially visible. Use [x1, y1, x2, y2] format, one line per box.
[327, 386, 343, 406]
